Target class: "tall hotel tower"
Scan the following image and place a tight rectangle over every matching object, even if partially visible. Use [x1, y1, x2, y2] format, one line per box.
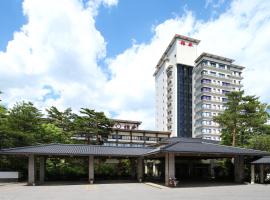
[154, 34, 244, 140]
[193, 53, 244, 140]
[154, 34, 200, 137]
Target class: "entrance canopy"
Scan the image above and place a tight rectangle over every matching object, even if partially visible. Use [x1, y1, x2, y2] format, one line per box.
[0, 138, 269, 157]
[0, 137, 269, 186]
[145, 137, 269, 157]
[251, 156, 270, 164]
[0, 144, 152, 157]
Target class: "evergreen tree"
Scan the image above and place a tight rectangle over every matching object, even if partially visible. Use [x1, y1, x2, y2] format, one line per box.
[74, 108, 113, 145]
[46, 106, 75, 132]
[214, 91, 269, 146]
[6, 102, 43, 146]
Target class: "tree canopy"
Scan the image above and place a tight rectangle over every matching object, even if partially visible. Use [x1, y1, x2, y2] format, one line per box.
[214, 91, 269, 147]
[0, 101, 113, 148]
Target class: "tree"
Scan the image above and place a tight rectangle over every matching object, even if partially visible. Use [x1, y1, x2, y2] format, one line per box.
[0, 105, 12, 148]
[247, 134, 270, 152]
[46, 106, 75, 132]
[37, 123, 72, 144]
[6, 102, 43, 147]
[74, 108, 113, 145]
[214, 91, 269, 146]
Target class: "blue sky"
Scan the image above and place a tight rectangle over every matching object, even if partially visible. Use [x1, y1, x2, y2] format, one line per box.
[0, 0, 269, 128]
[0, 0, 230, 56]
[95, 0, 230, 57]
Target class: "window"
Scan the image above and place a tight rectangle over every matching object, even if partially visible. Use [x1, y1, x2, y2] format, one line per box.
[122, 135, 131, 140]
[202, 112, 211, 117]
[222, 98, 228, 102]
[201, 70, 207, 75]
[222, 90, 230, 94]
[202, 128, 211, 133]
[201, 79, 211, 84]
[201, 87, 211, 92]
[219, 64, 225, 69]
[219, 73, 225, 78]
[202, 104, 211, 109]
[112, 135, 122, 139]
[222, 82, 230, 86]
[210, 62, 216, 67]
[202, 120, 211, 125]
[201, 95, 211, 100]
[210, 71, 216, 76]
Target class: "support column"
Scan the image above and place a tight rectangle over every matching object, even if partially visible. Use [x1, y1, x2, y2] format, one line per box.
[234, 156, 244, 183]
[165, 153, 175, 186]
[153, 162, 157, 177]
[28, 155, 35, 186]
[137, 157, 143, 182]
[209, 159, 215, 179]
[88, 156, 94, 184]
[260, 164, 264, 184]
[130, 159, 136, 179]
[250, 164, 255, 184]
[39, 157, 45, 184]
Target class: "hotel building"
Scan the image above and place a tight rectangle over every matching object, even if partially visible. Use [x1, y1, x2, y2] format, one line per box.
[193, 53, 244, 140]
[154, 34, 200, 137]
[155, 34, 244, 140]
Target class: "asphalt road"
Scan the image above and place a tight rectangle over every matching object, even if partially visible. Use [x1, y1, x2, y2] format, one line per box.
[0, 182, 269, 200]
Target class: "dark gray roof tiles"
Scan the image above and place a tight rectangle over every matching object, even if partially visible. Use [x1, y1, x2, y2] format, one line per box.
[0, 144, 153, 157]
[251, 156, 270, 164]
[145, 138, 269, 156]
[160, 141, 269, 156]
[0, 137, 269, 157]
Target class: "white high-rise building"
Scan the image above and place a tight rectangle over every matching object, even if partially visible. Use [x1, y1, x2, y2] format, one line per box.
[154, 34, 244, 140]
[193, 53, 244, 141]
[154, 34, 200, 137]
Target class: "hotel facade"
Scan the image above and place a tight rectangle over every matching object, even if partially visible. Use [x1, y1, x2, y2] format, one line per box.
[154, 34, 244, 141]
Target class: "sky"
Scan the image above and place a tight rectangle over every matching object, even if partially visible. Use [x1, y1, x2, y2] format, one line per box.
[0, 0, 270, 129]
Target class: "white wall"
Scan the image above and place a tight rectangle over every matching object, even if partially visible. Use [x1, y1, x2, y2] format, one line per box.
[176, 39, 198, 66]
[0, 172, 19, 179]
[155, 63, 167, 131]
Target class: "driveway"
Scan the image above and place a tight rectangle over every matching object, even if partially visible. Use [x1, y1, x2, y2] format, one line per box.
[0, 182, 269, 200]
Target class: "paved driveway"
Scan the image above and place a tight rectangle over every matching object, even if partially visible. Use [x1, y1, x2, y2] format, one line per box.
[0, 182, 269, 200]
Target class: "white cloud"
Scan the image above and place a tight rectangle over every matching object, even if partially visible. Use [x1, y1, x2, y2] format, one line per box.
[1, 0, 270, 130]
[0, 0, 111, 111]
[104, 0, 270, 128]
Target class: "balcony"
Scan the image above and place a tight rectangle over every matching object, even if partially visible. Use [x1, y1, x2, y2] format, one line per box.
[195, 82, 233, 90]
[202, 63, 230, 73]
[195, 90, 227, 98]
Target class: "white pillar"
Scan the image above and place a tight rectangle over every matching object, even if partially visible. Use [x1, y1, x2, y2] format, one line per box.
[250, 164, 255, 184]
[28, 155, 35, 186]
[210, 159, 215, 178]
[260, 164, 264, 184]
[165, 153, 175, 186]
[153, 162, 156, 177]
[39, 157, 45, 184]
[88, 156, 94, 184]
[234, 156, 244, 183]
[137, 157, 143, 182]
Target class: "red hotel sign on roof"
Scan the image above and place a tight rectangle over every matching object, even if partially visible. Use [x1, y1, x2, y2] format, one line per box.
[179, 40, 193, 47]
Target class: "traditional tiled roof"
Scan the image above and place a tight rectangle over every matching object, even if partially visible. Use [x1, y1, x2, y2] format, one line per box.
[0, 137, 269, 157]
[251, 156, 270, 164]
[0, 144, 152, 157]
[145, 137, 269, 156]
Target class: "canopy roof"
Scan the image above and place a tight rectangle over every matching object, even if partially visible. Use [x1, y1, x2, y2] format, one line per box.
[0, 144, 152, 157]
[0, 137, 269, 157]
[146, 137, 269, 157]
[251, 156, 270, 164]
